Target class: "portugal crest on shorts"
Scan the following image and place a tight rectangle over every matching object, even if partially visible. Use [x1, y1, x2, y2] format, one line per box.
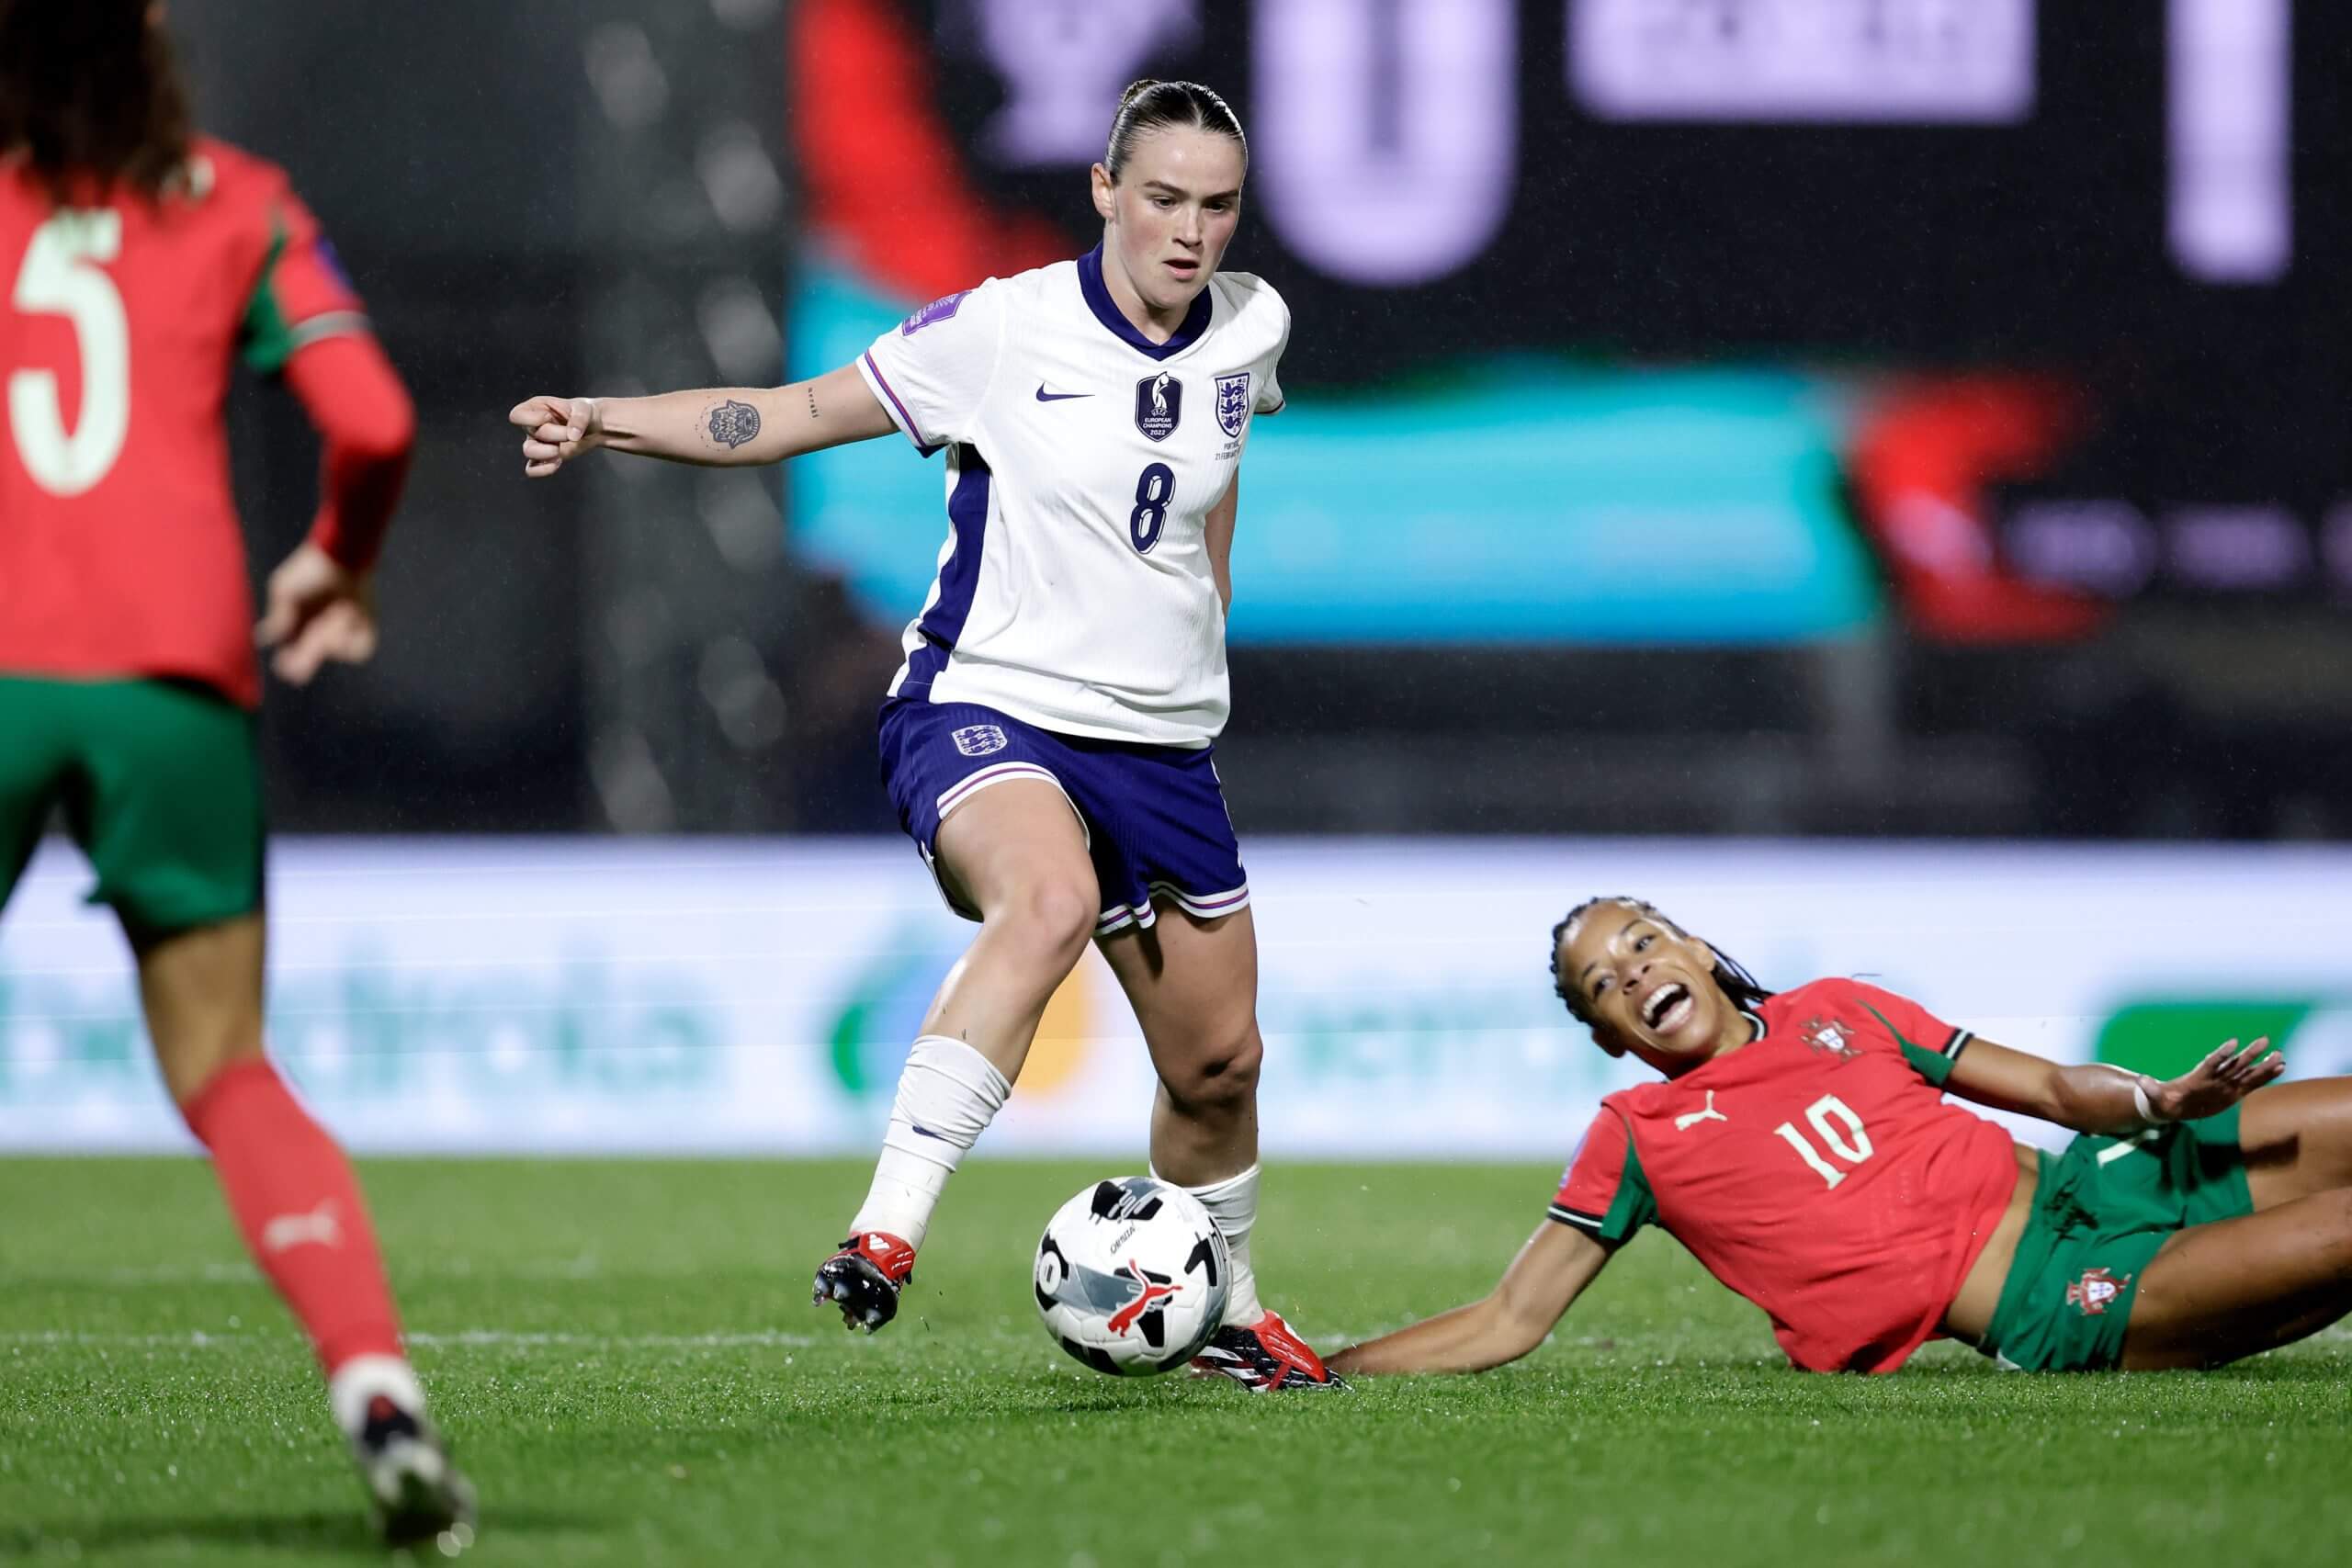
[1135, 372, 1182, 442]
[1215, 372, 1251, 437]
[2065, 1267, 2130, 1316]
[951, 724, 1009, 758]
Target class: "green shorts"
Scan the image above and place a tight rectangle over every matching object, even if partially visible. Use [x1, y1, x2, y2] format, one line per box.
[1981, 1106, 2255, 1372]
[0, 675, 266, 934]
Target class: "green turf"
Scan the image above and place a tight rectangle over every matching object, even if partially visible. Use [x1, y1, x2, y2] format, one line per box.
[1, 1157, 2346, 1566]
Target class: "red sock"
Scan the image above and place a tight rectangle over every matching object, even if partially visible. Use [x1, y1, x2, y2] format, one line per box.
[181, 1057, 404, 1374]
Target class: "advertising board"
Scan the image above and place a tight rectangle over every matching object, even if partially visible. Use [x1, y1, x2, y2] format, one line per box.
[3, 839, 2344, 1156]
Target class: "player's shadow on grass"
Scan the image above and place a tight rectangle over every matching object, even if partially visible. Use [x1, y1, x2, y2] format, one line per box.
[3, 1506, 602, 1558]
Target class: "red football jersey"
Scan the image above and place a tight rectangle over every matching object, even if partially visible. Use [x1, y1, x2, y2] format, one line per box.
[1550, 978, 2019, 1373]
[0, 139, 372, 706]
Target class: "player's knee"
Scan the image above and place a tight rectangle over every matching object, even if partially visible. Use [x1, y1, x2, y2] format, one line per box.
[1164, 1029, 1262, 1116]
[159, 1031, 266, 1111]
[993, 877, 1098, 963]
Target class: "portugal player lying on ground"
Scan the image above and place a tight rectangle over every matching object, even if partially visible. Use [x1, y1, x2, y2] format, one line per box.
[1329, 896, 2352, 1377]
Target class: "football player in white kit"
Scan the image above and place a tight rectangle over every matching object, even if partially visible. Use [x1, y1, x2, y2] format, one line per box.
[510, 81, 1339, 1390]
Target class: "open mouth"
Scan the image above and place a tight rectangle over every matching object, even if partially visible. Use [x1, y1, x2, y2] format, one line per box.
[1165, 257, 1200, 277]
[1643, 983, 1693, 1032]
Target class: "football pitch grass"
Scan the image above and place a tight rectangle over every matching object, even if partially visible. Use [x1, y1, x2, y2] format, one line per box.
[5, 1158, 2348, 1566]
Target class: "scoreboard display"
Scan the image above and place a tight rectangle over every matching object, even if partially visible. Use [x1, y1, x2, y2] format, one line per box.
[911, 0, 2335, 367]
[794, 1, 2351, 629]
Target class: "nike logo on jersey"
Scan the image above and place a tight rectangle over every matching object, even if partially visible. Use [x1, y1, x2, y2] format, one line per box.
[1035, 385, 1091, 402]
[1673, 1090, 1729, 1132]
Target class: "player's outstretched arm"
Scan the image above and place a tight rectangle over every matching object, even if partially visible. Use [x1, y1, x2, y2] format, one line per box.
[510, 363, 895, 477]
[1946, 1034, 2283, 1136]
[1327, 1222, 1610, 1376]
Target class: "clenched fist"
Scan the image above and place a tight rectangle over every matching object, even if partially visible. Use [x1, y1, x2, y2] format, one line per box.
[509, 395, 603, 478]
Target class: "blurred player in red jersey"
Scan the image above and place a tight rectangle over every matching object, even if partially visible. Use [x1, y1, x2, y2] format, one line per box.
[1333, 896, 2352, 1377]
[0, 2, 471, 1545]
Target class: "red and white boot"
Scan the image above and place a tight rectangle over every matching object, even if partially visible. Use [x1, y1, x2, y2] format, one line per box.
[812, 1231, 917, 1332]
[1192, 1309, 1348, 1393]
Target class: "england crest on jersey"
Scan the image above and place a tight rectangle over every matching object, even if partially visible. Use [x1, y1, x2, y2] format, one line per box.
[1215, 372, 1250, 437]
[1135, 372, 1182, 442]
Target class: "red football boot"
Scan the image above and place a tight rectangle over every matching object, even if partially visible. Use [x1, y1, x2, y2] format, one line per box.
[1192, 1309, 1349, 1393]
[812, 1231, 917, 1332]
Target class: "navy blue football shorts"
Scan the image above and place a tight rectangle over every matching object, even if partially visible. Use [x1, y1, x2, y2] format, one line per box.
[876, 697, 1250, 937]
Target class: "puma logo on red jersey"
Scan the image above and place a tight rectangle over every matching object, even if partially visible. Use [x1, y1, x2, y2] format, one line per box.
[1673, 1090, 1729, 1131]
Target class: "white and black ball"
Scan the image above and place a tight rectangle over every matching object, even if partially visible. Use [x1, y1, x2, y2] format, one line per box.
[1033, 1177, 1230, 1376]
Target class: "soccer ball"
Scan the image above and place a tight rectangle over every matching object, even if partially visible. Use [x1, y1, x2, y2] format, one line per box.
[1033, 1176, 1230, 1376]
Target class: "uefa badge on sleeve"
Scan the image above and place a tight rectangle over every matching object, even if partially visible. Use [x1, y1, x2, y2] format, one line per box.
[899, 289, 969, 335]
[1215, 372, 1250, 437]
[1134, 373, 1182, 442]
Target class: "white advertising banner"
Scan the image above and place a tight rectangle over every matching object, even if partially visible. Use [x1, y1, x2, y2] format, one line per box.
[1, 838, 2346, 1156]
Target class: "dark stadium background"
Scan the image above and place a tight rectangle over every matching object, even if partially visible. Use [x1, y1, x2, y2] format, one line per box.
[13, 6, 2352, 1562]
[176, 0, 2352, 842]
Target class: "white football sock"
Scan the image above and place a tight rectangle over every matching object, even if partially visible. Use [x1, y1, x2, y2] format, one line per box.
[848, 1035, 1012, 1252]
[1162, 1162, 1265, 1327]
[328, 1353, 427, 1439]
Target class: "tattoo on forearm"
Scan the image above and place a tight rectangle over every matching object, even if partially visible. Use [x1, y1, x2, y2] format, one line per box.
[707, 399, 761, 448]
[807, 385, 820, 421]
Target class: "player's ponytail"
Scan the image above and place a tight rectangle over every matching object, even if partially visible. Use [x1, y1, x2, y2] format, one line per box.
[1104, 80, 1247, 183]
[0, 0, 196, 209]
[1548, 897, 1776, 1037]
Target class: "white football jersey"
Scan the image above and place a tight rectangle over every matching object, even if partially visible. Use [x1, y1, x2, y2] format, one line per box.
[855, 247, 1288, 747]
